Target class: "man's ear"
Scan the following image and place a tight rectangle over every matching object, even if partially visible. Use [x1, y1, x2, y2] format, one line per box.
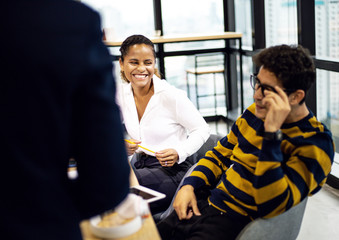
[289, 90, 305, 105]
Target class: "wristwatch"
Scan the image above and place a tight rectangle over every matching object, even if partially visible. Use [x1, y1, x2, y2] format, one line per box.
[257, 129, 283, 141]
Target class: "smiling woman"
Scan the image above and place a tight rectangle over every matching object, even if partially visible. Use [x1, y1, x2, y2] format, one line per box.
[116, 35, 210, 216]
[118, 35, 159, 121]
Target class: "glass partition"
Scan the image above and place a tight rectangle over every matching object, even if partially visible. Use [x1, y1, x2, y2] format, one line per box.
[242, 56, 255, 108]
[235, 0, 253, 49]
[161, 0, 224, 35]
[317, 69, 339, 178]
[81, 0, 155, 41]
[264, 0, 298, 47]
[315, 0, 339, 61]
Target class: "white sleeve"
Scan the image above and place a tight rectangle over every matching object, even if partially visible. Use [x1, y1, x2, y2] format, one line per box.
[174, 90, 210, 164]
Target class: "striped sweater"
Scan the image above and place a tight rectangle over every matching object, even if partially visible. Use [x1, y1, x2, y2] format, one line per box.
[183, 103, 334, 221]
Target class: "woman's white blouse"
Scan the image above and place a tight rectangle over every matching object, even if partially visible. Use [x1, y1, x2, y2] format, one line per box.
[116, 76, 210, 164]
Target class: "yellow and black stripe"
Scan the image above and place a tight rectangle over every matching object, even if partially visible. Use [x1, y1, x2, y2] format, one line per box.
[183, 103, 334, 221]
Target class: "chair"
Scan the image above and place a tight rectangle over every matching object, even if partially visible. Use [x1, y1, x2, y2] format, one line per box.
[153, 162, 199, 222]
[153, 134, 222, 222]
[185, 53, 226, 118]
[189, 133, 222, 164]
[236, 198, 308, 240]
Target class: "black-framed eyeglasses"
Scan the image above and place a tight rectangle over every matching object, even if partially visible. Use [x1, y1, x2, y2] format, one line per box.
[250, 74, 295, 97]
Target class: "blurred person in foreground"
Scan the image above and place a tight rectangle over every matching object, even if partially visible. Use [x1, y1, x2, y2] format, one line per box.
[157, 44, 335, 240]
[1, 1, 130, 239]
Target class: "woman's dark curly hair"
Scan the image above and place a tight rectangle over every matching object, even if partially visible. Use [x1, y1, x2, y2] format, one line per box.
[252, 45, 315, 104]
[119, 34, 156, 62]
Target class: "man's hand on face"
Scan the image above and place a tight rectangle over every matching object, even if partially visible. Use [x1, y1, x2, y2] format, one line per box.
[262, 86, 291, 132]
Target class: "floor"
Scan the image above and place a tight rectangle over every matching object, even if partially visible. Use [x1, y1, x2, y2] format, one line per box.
[208, 119, 339, 240]
[297, 184, 339, 240]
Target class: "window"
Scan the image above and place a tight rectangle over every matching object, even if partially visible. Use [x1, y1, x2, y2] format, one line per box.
[81, 0, 155, 41]
[161, 0, 224, 35]
[242, 56, 255, 108]
[160, 0, 225, 96]
[235, 0, 252, 49]
[161, 0, 225, 52]
[315, 0, 339, 61]
[317, 69, 339, 178]
[315, 0, 339, 179]
[264, 0, 298, 47]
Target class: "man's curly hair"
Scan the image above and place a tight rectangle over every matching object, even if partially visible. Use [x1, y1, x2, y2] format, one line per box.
[252, 45, 315, 104]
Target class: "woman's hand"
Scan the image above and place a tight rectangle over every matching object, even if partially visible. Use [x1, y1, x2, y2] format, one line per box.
[155, 148, 179, 167]
[125, 139, 141, 156]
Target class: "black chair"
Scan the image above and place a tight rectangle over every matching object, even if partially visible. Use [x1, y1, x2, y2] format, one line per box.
[153, 134, 222, 222]
[236, 198, 308, 240]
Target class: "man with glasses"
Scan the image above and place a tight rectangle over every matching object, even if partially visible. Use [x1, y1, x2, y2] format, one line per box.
[157, 45, 334, 240]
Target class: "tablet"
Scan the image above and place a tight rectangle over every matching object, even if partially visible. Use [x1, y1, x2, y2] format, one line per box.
[130, 185, 166, 203]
